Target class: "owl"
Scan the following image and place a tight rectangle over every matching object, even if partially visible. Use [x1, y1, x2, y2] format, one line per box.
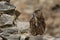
[30, 9, 46, 36]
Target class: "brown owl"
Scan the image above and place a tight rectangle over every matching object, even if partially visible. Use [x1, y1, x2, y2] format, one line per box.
[30, 9, 46, 36]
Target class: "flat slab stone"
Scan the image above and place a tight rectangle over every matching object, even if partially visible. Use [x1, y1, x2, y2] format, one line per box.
[0, 37, 2, 40]
[0, 1, 16, 11]
[6, 34, 20, 40]
[0, 14, 15, 26]
[15, 20, 30, 33]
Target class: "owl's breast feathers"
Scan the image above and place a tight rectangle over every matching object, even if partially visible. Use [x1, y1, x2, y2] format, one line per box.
[30, 10, 46, 36]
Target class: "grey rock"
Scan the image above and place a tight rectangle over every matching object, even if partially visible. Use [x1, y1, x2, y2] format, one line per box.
[15, 20, 30, 34]
[0, 27, 18, 34]
[6, 34, 20, 40]
[0, 35, 8, 40]
[0, 32, 10, 37]
[56, 38, 60, 40]
[29, 35, 43, 40]
[0, 1, 16, 11]
[2, 29, 18, 34]
[0, 37, 2, 40]
[0, 33, 20, 40]
[0, 34, 20, 40]
[29, 35, 56, 40]
[0, 27, 18, 40]
[0, 14, 15, 26]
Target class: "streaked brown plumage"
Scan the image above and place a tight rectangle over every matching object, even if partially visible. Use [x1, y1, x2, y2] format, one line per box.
[30, 10, 46, 36]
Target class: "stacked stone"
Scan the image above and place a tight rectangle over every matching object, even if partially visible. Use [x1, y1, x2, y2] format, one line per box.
[0, 1, 20, 40]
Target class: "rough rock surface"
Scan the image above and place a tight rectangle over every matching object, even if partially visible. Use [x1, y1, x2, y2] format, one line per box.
[0, 37, 2, 40]
[15, 20, 30, 34]
[0, 14, 15, 26]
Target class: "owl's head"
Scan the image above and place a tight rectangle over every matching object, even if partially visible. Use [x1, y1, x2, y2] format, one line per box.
[33, 9, 43, 19]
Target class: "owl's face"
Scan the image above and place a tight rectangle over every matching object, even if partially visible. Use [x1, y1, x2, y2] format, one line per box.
[34, 10, 42, 19]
